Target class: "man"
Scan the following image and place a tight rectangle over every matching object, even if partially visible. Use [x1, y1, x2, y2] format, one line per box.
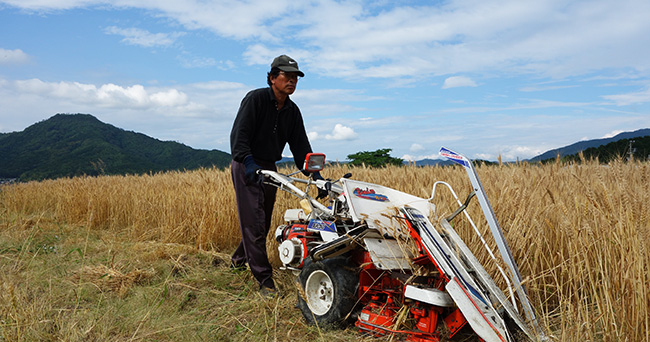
[229, 55, 315, 297]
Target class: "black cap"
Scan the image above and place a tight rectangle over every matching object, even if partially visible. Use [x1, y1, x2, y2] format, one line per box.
[271, 55, 304, 77]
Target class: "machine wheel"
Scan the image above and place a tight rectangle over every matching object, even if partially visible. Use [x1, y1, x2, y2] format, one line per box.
[297, 257, 359, 328]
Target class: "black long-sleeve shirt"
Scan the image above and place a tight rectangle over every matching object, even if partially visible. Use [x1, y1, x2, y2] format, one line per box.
[230, 87, 312, 168]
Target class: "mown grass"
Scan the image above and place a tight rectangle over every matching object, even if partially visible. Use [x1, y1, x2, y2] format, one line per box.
[1, 158, 649, 341]
[0, 213, 373, 341]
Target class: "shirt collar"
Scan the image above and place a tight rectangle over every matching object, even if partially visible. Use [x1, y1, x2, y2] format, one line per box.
[267, 87, 293, 108]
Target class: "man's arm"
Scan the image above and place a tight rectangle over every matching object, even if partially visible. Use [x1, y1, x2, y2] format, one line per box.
[230, 92, 258, 163]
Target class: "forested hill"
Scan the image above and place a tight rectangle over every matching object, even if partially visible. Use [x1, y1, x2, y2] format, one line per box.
[529, 128, 650, 162]
[561, 135, 650, 163]
[0, 114, 231, 181]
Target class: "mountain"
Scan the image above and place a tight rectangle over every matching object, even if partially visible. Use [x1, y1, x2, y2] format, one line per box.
[528, 128, 650, 162]
[561, 135, 650, 163]
[0, 114, 231, 181]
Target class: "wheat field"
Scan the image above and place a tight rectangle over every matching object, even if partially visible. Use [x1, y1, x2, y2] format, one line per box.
[1, 158, 648, 341]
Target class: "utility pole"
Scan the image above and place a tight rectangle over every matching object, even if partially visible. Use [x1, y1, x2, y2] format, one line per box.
[628, 140, 636, 161]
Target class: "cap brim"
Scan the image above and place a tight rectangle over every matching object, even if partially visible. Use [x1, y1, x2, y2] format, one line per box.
[278, 66, 305, 77]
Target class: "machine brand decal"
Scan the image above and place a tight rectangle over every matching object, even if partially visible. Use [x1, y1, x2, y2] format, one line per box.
[307, 220, 336, 232]
[439, 147, 470, 167]
[353, 187, 389, 202]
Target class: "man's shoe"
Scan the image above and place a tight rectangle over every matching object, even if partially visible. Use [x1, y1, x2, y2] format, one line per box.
[259, 286, 278, 299]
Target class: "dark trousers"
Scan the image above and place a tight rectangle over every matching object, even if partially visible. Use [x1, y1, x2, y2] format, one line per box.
[230, 160, 277, 289]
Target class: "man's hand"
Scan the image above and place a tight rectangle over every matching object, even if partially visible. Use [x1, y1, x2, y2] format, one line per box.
[243, 156, 262, 185]
[311, 172, 329, 199]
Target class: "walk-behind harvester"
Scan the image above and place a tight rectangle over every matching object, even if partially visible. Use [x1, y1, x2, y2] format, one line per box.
[261, 147, 545, 341]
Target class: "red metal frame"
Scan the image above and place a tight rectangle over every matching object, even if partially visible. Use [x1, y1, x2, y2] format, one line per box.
[350, 215, 477, 341]
[289, 214, 475, 341]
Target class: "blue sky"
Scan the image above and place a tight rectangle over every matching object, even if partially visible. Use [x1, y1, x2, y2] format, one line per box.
[1, 0, 649, 162]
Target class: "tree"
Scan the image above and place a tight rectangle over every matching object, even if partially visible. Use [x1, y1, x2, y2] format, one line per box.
[347, 148, 403, 167]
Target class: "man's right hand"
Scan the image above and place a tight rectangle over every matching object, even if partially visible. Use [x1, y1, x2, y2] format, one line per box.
[243, 156, 262, 185]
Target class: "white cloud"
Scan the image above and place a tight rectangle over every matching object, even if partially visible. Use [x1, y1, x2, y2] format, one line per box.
[176, 52, 236, 70]
[520, 84, 579, 92]
[442, 98, 591, 114]
[0, 76, 251, 152]
[401, 153, 442, 161]
[602, 87, 650, 106]
[0, 0, 94, 10]
[7, 78, 205, 113]
[474, 153, 493, 160]
[150, 89, 188, 107]
[6, 1, 650, 79]
[293, 0, 650, 79]
[401, 154, 416, 161]
[177, 54, 218, 68]
[601, 130, 625, 139]
[442, 76, 477, 89]
[104, 26, 185, 48]
[410, 143, 425, 152]
[495, 145, 547, 161]
[138, 1, 287, 41]
[0, 48, 30, 64]
[190, 80, 246, 91]
[325, 124, 357, 141]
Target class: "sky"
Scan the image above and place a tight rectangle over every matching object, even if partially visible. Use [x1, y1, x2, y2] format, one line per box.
[1, 0, 650, 162]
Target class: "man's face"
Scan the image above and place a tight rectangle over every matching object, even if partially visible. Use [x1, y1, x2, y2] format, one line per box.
[271, 71, 300, 96]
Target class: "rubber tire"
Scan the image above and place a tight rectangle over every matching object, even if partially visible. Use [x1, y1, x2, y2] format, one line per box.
[297, 257, 359, 328]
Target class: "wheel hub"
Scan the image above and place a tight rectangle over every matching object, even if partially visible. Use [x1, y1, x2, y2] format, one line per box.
[305, 270, 334, 315]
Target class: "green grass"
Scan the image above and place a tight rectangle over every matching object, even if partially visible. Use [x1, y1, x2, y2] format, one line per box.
[0, 214, 372, 342]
